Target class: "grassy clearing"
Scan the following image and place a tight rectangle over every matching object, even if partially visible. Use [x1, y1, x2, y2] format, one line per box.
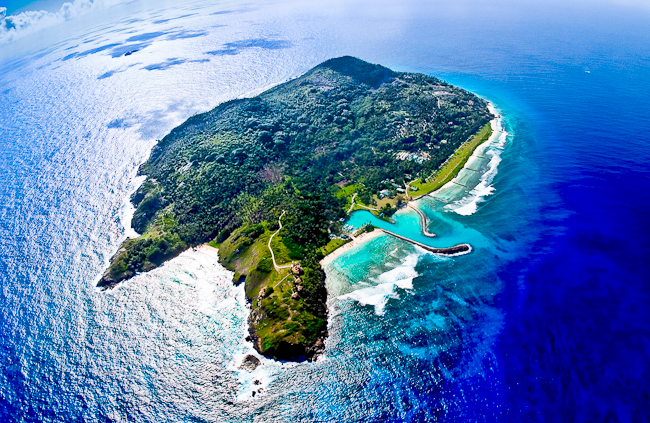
[372, 194, 405, 210]
[255, 291, 325, 351]
[270, 232, 299, 265]
[410, 122, 493, 196]
[218, 223, 326, 354]
[319, 238, 350, 256]
[334, 183, 363, 199]
[335, 183, 364, 212]
[219, 226, 276, 298]
[351, 194, 404, 220]
[254, 264, 326, 352]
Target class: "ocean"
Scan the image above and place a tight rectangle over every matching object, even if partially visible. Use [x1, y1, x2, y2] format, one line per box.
[1, 0, 649, 421]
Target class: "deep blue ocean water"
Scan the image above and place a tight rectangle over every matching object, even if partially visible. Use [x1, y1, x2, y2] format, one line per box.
[1, 0, 649, 421]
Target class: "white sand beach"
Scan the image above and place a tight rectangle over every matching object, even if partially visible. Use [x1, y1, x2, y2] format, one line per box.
[320, 229, 384, 267]
[198, 244, 219, 253]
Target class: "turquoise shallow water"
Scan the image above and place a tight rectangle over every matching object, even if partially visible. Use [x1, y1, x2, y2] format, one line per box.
[345, 113, 509, 254]
[345, 140, 506, 253]
[346, 207, 491, 251]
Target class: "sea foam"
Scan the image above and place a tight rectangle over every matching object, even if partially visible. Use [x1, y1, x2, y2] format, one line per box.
[338, 253, 421, 315]
[118, 175, 146, 239]
[445, 103, 509, 216]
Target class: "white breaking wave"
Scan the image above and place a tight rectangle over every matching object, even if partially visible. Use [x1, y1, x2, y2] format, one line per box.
[0, 0, 126, 45]
[118, 175, 146, 239]
[445, 102, 509, 216]
[101, 245, 292, 402]
[338, 253, 421, 315]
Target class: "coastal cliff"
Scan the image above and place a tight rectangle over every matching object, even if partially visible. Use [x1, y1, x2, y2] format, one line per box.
[99, 56, 492, 361]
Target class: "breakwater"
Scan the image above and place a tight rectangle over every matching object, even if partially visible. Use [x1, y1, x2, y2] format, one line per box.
[379, 229, 471, 255]
[408, 204, 436, 237]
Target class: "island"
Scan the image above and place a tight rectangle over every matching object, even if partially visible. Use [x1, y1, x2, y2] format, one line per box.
[98, 56, 493, 361]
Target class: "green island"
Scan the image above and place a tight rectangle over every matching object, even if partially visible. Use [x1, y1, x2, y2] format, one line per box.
[98, 57, 492, 361]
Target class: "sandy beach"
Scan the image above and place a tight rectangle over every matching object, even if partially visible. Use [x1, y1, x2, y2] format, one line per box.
[321, 106, 502, 267]
[198, 244, 219, 253]
[423, 101, 503, 201]
[202, 103, 503, 270]
[320, 229, 384, 267]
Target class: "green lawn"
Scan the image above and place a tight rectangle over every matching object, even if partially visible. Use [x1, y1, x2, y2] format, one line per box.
[335, 183, 365, 213]
[410, 122, 493, 196]
[270, 232, 300, 265]
[334, 183, 363, 199]
[319, 238, 350, 256]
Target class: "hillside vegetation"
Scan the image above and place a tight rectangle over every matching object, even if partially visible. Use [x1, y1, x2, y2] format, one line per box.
[99, 56, 491, 360]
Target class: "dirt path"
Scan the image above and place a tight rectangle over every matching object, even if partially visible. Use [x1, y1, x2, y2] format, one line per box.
[346, 193, 357, 214]
[348, 192, 380, 213]
[268, 211, 292, 270]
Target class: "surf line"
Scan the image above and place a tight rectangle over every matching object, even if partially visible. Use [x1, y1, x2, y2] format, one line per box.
[378, 229, 471, 256]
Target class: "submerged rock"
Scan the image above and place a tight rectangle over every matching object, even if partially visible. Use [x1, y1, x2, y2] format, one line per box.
[239, 354, 261, 371]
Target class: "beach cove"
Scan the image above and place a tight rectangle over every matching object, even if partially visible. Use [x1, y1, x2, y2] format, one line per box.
[321, 102, 507, 272]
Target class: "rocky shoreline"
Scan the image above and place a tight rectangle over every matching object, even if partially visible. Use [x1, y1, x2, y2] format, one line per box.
[97, 57, 486, 364]
[246, 297, 327, 362]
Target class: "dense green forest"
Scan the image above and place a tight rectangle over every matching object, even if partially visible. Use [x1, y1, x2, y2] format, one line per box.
[99, 56, 491, 360]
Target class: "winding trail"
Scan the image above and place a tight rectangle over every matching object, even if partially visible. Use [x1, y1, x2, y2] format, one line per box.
[356, 203, 380, 211]
[268, 211, 292, 270]
[346, 193, 357, 214]
[407, 204, 436, 237]
[347, 192, 380, 214]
